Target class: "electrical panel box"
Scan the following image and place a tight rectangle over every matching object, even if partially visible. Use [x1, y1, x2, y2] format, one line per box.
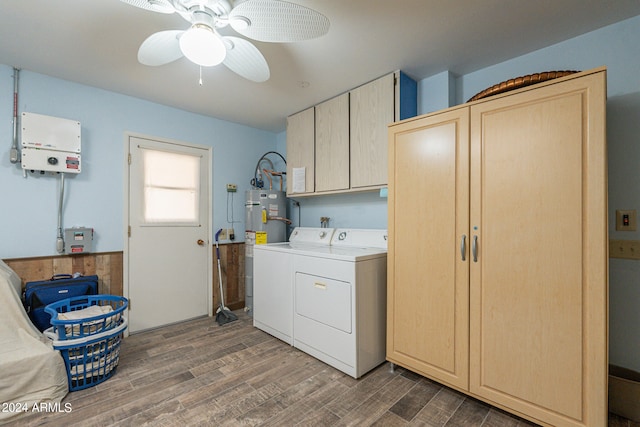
[64, 227, 93, 254]
[21, 112, 81, 174]
[21, 148, 81, 173]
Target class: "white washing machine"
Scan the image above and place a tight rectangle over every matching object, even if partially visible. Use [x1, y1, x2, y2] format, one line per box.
[253, 227, 387, 378]
[253, 227, 334, 344]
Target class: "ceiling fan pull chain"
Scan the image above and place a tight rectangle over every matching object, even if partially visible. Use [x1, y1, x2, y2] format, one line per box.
[199, 66, 203, 86]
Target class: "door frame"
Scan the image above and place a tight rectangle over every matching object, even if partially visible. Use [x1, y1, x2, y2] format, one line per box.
[123, 131, 213, 335]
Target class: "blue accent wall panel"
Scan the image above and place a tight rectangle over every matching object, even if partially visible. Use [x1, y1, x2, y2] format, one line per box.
[399, 71, 418, 120]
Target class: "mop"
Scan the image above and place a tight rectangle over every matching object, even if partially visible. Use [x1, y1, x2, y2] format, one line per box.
[215, 229, 238, 326]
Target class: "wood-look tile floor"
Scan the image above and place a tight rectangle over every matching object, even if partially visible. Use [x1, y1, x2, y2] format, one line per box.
[14, 311, 637, 427]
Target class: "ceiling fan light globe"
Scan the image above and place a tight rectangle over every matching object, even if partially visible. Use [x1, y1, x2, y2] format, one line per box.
[179, 24, 226, 66]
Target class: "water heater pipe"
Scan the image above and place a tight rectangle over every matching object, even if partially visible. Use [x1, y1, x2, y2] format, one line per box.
[262, 168, 273, 190]
[10, 67, 20, 164]
[252, 151, 286, 189]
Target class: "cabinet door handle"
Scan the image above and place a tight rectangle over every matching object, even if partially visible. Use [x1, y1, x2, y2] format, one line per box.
[460, 235, 467, 261]
[472, 235, 478, 262]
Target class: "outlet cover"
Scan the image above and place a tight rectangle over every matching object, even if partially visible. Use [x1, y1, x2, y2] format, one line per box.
[218, 229, 227, 240]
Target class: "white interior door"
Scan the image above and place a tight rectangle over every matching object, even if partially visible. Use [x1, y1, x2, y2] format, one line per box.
[126, 135, 212, 333]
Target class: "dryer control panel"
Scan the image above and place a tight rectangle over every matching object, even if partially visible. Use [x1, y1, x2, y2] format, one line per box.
[331, 229, 388, 249]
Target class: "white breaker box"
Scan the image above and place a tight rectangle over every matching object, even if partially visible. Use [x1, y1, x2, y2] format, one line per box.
[21, 112, 82, 174]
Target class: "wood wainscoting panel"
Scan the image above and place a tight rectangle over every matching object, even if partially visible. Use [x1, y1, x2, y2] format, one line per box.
[4, 244, 245, 312]
[4, 252, 124, 296]
[212, 242, 245, 311]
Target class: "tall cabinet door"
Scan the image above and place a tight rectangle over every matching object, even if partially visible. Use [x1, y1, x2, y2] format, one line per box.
[315, 93, 350, 192]
[286, 107, 315, 195]
[468, 71, 607, 427]
[387, 108, 470, 390]
[350, 73, 395, 188]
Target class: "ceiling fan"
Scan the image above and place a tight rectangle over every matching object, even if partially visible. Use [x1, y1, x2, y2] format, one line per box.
[120, 0, 330, 83]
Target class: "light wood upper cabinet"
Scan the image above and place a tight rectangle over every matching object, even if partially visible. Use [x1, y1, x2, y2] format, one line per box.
[387, 68, 608, 427]
[315, 93, 350, 192]
[350, 73, 395, 188]
[286, 71, 417, 196]
[286, 107, 315, 195]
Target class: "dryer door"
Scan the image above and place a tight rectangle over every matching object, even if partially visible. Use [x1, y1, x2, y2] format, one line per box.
[295, 272, 352, 333]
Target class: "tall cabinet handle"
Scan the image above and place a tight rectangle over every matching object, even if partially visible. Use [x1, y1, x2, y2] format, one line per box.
[460, 235, 467, 261]
[472, 235, 478, 262]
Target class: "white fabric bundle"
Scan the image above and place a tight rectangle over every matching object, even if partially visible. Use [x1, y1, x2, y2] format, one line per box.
[58, 305, 114, 335]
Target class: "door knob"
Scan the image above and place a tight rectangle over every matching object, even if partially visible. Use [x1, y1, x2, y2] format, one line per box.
[197, 239, 205, 246]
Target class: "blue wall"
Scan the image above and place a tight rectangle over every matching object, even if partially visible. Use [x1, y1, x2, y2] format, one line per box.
[0, 67, 277, 259]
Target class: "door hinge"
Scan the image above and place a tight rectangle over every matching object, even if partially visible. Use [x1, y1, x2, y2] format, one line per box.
[128, 299, 131, 310]
[128, 153, 131, 165]
[128, 225, 131, 237]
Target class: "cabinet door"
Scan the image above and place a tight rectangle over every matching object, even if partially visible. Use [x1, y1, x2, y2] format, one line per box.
[286, 107, 315, 195]
[387, 107, 470, 390]
[315, 93, 349, 192]
[350, 73, 395, 188]
[469, 71, 607, 427]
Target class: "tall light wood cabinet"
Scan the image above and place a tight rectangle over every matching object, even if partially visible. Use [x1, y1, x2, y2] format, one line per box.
[387, 68, 607, 427]
[386, 107, 471, 390]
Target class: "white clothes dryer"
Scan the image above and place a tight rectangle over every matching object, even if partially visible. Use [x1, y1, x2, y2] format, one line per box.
[253, 227, 387, 378]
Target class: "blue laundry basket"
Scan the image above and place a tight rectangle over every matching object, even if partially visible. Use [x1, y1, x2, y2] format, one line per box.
[45, 295, 127, 340]
[48, 319, 128, 391]
[44, 295, 128, 391]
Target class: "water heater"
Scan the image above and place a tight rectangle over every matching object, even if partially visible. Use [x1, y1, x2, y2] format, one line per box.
[244, 189, 287, 315]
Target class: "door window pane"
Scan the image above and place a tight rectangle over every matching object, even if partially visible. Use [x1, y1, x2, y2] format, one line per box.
[142, 148, 200, 223]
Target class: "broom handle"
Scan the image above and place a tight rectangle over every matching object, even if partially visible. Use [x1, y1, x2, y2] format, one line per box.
[215, 228, 222, 268]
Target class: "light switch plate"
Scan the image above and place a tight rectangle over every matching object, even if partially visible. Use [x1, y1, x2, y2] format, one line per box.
[610, 239, 640, 260]
[615, 209, 637, 231]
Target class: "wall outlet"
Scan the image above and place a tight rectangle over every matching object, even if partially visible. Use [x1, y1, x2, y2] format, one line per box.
[218, 228, 235, 241]
[226, 183, 237, 192]
[615, 209, 637, 231]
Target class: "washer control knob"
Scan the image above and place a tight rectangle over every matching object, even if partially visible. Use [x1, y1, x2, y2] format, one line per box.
[319, 231, 326, 238]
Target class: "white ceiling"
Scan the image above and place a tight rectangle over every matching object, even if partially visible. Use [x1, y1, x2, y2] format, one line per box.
[1, 0, 639, 133]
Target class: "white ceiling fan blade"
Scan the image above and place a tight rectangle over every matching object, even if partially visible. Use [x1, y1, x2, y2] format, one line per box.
[229, 0, 329, 42]
[120, 0, 175, 14]
[222, 36, 270, 82]
[138, 30, 184, 66]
